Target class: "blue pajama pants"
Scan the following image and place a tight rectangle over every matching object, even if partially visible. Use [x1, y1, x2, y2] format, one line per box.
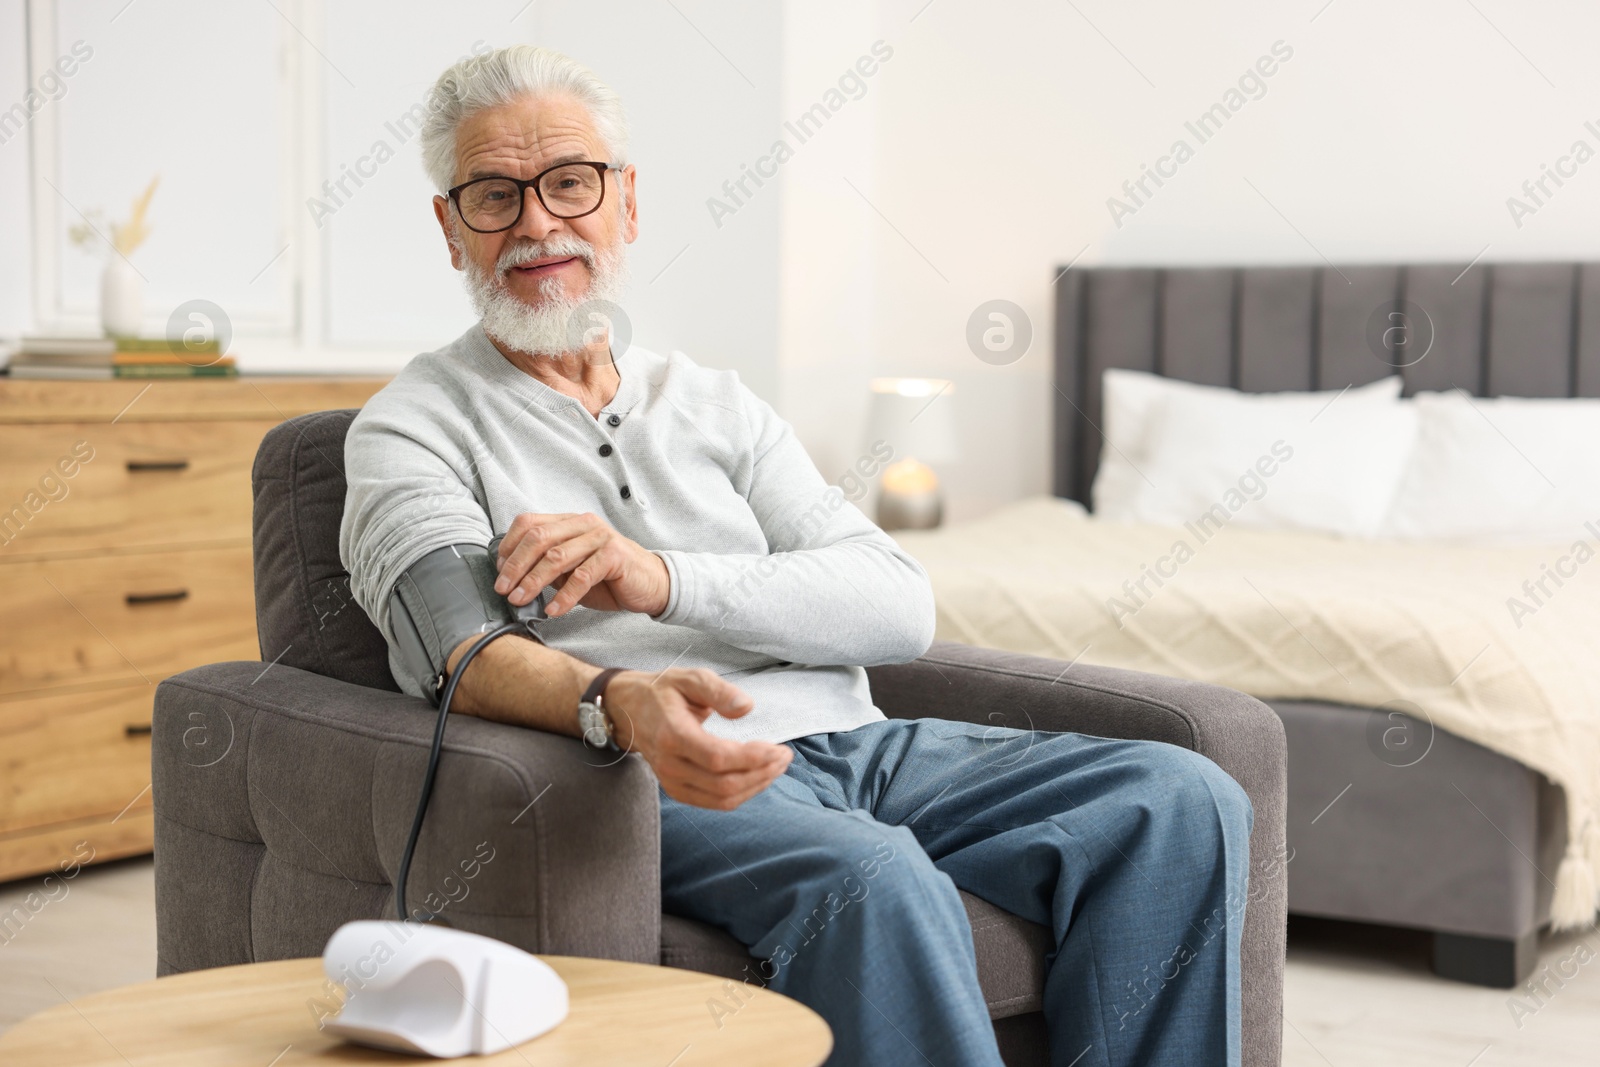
[658, 716, 1254, 1067]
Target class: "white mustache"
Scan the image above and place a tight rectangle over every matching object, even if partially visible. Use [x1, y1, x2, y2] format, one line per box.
[496, 237, 596, 280]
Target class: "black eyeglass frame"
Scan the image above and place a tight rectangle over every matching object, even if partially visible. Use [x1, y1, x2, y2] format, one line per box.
[447, 161, 624, 232]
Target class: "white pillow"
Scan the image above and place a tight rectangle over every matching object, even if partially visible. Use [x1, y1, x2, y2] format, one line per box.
[1092, 370, 1212, 519]
[1376, 391, 1600, 545]
[1092, 370, 1412, 538]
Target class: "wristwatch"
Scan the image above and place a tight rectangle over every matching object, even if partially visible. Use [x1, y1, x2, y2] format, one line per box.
[577, 668, 627, 752]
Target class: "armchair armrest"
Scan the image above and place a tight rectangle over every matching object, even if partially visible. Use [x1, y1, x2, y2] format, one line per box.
[868, 640, 1288, 1067]
[151, 661, 660, 976]
[866, 642, 1285, 818]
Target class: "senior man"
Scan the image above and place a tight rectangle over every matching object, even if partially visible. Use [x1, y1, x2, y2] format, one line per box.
[340, 44, 1252, 1067]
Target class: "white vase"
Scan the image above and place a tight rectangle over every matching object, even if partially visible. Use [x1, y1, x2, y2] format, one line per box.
[100, 257, 144, 338]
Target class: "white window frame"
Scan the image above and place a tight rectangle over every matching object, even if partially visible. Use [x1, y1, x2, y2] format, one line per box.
[23, 0, 413, 369]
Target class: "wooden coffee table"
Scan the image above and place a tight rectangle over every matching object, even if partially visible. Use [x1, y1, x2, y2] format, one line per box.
[0, 955, 832, 1066]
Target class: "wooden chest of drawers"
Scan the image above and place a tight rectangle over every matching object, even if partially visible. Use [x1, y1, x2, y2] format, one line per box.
[0, 376, 387, 884]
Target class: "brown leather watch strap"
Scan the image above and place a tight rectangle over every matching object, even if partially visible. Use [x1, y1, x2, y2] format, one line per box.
[580, 667, 626, 708]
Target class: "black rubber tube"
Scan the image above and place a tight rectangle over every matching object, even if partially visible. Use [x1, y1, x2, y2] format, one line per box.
[394, 622, 525, 923]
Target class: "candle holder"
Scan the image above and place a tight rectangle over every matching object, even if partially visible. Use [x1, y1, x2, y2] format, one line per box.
[876, 457, 944, 531]
[864, 378, 959, 531]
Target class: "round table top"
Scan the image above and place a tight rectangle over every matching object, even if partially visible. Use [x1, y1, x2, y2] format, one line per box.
[0, 955, 832, 1066]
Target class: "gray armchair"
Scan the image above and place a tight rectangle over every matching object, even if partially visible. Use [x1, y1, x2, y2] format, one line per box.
[151, 411, 1287, 1067]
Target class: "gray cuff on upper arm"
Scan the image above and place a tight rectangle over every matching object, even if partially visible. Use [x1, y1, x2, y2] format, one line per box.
[387, 542, 549, 704]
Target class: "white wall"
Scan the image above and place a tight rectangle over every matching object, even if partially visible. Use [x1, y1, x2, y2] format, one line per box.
[314, 0, 783, 394]
[776, 0, 885, 481]
[47, 0, 288, 332]
[10, 0, 1600, 521]
[1, 0, 784, 396]
[782, 0, 1600, 521]
[527, 1, 783, 399]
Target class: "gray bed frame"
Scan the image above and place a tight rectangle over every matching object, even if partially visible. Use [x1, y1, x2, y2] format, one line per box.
[1051, 262, 1598, 987]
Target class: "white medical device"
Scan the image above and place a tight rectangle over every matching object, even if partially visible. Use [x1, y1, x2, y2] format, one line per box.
[321, 920, 569, 1057]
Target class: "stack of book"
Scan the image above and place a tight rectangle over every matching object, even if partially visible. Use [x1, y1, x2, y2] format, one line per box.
[7, 335, 238, 379]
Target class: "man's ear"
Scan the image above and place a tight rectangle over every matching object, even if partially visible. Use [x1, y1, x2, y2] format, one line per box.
[433, 194, 465, 270]
[620, 165, 639, 245]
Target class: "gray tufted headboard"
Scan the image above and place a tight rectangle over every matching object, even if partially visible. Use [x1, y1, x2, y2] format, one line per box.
[1051, 263, 1600, 507]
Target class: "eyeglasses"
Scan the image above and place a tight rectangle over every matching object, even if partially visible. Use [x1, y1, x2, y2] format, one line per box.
[448, 161, 623, 233]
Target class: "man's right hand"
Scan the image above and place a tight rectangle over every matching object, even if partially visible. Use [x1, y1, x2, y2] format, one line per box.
[600, 668, 792, 811]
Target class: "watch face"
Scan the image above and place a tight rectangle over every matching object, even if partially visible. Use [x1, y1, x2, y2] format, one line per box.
[579, 702, 612, 749]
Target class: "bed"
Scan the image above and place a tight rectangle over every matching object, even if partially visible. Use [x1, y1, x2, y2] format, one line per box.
[891, 262, 1600, 987]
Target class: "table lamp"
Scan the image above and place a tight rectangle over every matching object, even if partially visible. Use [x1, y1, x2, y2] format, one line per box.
[864, 377, 958, 531]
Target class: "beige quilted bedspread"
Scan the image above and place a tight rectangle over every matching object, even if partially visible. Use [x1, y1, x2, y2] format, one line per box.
[892, 496, 1600, 929]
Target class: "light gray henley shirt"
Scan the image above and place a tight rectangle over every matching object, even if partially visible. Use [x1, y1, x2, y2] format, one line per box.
[339, 322, 936, 744]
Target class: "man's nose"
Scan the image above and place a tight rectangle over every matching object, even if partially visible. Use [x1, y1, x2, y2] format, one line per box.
[508, 186, 563, 243]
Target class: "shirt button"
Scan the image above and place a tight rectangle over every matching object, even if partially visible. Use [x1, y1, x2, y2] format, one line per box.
[598, 443, 613, 457]
[607, 414, 621, 427]
[619, 485, 631, 500]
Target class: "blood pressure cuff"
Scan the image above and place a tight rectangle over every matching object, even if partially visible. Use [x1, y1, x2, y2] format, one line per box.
[387, 540, 547, 705]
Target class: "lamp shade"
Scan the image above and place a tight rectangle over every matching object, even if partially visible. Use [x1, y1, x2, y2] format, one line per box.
[863, 378, 959, 466]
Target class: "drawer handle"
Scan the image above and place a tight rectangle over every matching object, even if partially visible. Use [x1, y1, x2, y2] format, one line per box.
[125, 589, 189, 605]
[126, 460, 190, 472]
[125, 723, 153, 737]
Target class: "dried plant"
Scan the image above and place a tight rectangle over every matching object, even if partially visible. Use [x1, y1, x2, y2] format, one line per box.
[67, 174, 160, 258]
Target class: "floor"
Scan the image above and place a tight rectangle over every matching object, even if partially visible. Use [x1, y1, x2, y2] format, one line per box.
[1, 857, 1596, 1064]
[1282, 916, 1598, 1066]
[0, 856, 158, 1035]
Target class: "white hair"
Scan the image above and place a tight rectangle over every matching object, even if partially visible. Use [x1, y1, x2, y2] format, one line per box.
[419, 45, 630, 196]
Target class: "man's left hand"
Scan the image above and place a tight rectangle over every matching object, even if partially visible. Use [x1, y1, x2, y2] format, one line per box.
[493, 511, 670, 617]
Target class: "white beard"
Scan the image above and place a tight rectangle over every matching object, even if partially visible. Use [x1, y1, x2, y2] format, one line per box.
[457, 226, 631, 358]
